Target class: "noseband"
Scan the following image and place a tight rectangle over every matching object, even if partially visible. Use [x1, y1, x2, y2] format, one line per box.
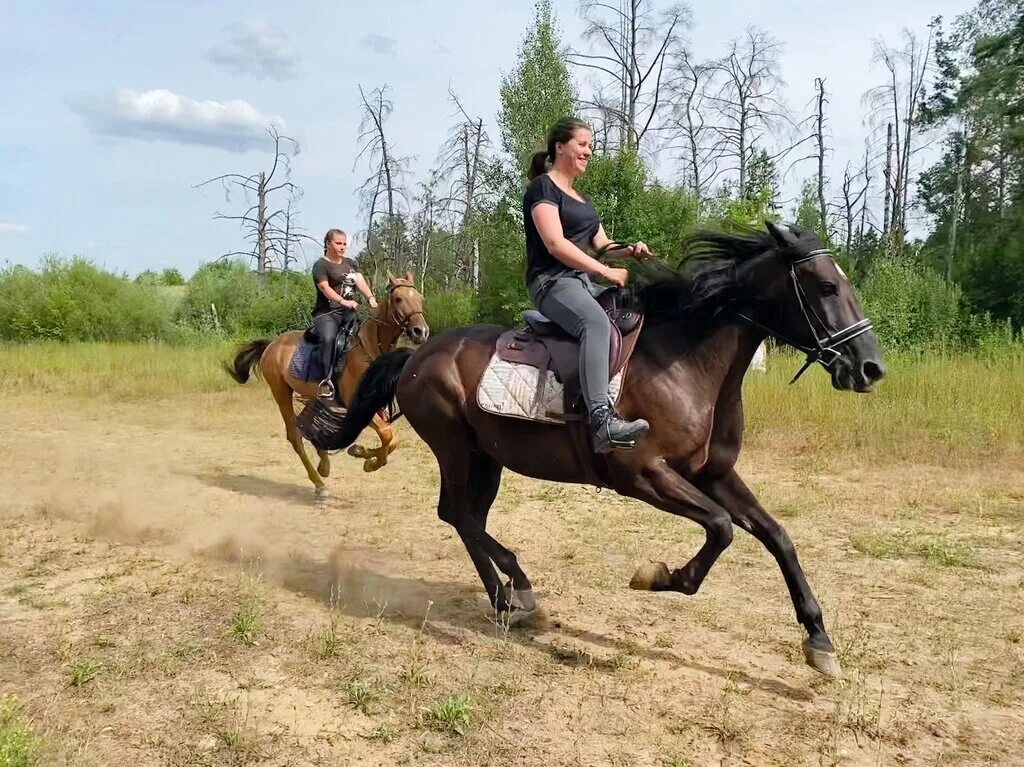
[737, 249, 874, 383]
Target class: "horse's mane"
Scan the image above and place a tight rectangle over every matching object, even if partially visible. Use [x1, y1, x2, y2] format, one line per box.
[632, 226, 776, 331]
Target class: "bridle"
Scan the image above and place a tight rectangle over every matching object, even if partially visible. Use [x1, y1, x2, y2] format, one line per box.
[366, 283, 426, 348]
[736, 248, 874, 383]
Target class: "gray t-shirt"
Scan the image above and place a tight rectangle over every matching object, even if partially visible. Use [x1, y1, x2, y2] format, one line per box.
[311, 257, 357, 317]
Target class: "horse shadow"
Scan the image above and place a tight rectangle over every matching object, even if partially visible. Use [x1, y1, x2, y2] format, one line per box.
[197, 538, 813, 702]
[194, 472, 327, 506]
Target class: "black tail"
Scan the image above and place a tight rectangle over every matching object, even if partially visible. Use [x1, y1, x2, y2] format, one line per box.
[311, 349, 414, 450]
[224, 339, 272, 384]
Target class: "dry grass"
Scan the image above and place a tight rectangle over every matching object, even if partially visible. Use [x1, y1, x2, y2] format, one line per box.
[0, 345, 1022, 765]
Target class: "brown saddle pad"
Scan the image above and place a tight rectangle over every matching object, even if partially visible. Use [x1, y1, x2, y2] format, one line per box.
[494, 298, 643, 420]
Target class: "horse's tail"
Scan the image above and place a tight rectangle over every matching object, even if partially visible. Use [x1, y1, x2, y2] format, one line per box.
[224, 339, 272, 384]
[312, 349, 413, 451]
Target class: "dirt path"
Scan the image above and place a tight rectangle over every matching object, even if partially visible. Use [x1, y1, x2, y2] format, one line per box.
[1, 387, 1022, 766]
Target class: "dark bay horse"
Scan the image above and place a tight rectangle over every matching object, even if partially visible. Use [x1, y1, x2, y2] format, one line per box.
[225, 273, 429, 497]
[313, 223, 884, 676]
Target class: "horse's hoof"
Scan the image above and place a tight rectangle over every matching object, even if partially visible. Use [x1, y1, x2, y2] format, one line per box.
[630, 561, 672, 591]
[347, 445, 365, 458]
[507, 606, 540, 627]
[317, 461, 331, 477]
[803, 638, 842, 678]
[314, 486, 331, 500]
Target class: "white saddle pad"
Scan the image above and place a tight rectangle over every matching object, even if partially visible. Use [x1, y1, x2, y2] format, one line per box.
[477, 352, 623, 424]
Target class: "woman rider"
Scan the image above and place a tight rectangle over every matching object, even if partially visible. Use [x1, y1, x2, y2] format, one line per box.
[312, 228, 377, 399]
[523, 117, 651, 453]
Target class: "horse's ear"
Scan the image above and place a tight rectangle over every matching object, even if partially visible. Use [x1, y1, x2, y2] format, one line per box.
[765, 220, 791, 249]
[404, 270, 414, 284]
[386, 270, 398, 285]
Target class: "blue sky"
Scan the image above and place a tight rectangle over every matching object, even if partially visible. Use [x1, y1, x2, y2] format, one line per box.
[1, 0, 973, 277]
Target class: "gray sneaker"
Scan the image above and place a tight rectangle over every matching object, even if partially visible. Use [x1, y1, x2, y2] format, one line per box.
[590, 405, 649, 453]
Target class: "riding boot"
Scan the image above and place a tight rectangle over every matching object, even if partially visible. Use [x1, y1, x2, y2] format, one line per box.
[590, 404, 649, 454]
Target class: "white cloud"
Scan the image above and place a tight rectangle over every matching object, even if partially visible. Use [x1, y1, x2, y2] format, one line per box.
[69, 89, 286, 152]
[206, 21, 300, 80]
[359, 33, 398, 56]
[0, 222, 30, 235]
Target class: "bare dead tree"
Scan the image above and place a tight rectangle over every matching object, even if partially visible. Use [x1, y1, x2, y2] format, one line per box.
[568, 0, 691, 153]
[858, 145, 872, 240]
[864, 28, 934, 242]
[882, 123, 893, 236]
[663, 49, 726, 217]
[707, 27, 792, 200]
[355, 84, 413, 271]
[436, 88, 493, 288]
[840, 162, 868, 255]
[813, 78, 829, 238]
[411, 176, 443, 289]
[195, 126, 305, 274]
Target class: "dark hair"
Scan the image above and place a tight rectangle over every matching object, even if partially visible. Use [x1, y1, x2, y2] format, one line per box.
[527, 117, 591, 180]
[323, 228, 347, 254]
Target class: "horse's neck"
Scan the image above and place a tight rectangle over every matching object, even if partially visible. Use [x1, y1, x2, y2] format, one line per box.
[361, 302, 400, 357]
[641, 320, 767, 398]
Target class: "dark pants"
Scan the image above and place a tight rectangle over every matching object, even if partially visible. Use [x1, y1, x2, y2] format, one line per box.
[530, 274, 612, 416]
[312, 309, 355, 381]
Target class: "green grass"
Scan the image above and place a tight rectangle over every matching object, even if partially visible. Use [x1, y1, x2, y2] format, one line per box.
[0, 342, 236, 400]
[422, 695, 472, 735]
[852, 529, 983, 569]
[0, 696, 44, 767]
[3, 342, 1022, 465]
[229, 598, 261, 647]
[343, 681, 380, 714]
[743, 350, 1024, 463]
[69, 659, 103, 688]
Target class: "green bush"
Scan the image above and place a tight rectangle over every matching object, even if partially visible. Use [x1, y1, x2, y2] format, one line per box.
[424, 286, 478, 332]
[0, 256, 174, 342]
[175, 261, 313, 338]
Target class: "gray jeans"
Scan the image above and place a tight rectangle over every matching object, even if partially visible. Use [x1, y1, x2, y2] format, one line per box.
[529, 272, 612, 416]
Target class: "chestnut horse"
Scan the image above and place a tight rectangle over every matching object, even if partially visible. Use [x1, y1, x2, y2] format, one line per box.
[312, 224, 885, 676]
[225, 272, 429, 497]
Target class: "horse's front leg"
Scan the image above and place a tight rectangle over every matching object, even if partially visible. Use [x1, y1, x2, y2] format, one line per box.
[698, 469, 840, 678]
[346, 412, 397, 472]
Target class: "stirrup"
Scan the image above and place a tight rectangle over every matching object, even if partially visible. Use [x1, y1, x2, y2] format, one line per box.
[316, 378, 336, 399]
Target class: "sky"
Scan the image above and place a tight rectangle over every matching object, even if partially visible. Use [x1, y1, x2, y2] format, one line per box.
[0, 0, 975, 277]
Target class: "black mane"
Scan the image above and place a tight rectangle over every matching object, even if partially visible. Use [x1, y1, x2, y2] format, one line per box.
[633, 227, 778, 330]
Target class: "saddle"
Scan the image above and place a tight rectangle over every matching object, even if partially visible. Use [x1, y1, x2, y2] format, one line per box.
[494, 292, 643, 420]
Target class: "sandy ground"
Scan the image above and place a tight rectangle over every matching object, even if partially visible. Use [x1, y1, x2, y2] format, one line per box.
[1, 385, 1022, 766]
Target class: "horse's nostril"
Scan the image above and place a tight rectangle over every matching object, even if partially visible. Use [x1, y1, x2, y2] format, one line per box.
[863, 360, 885, 382]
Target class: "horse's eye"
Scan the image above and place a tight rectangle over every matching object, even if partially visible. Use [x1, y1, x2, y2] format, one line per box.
[821, 281, 838, 297]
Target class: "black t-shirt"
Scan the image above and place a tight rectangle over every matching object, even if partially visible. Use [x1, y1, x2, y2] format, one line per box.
[522, 173, 601, 284]
[311, 256, 357, 317]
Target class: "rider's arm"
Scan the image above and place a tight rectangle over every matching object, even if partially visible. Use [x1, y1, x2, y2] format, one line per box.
[352, 273, 378, 308]
[593, 225, 651, 260]
[532, 203, 615, 280]
[316, 280, 358, 310]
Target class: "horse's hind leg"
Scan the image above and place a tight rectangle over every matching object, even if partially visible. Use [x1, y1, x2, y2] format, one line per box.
[436, 446, 536, 623]
[699, 469, 840, 677]
[269, 378, 328, 498]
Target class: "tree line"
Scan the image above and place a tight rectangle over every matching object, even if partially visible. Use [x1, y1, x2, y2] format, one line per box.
[3, 0, 1021, 352]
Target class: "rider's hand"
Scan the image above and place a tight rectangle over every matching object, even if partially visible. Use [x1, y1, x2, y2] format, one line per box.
[341, 299, 359, 310]
[601, 267, 629, 288]
[629, 241, 652, 260]
[369, 297, 379, 309]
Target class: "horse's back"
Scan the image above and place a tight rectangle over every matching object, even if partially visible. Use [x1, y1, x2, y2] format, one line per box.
[260, 329, 307, 378]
